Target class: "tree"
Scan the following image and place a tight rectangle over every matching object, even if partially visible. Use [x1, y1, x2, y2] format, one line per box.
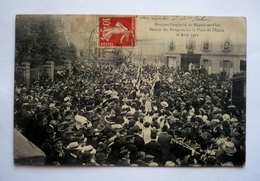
[67, 43, 78, 63]
[15, 15, 75, 68]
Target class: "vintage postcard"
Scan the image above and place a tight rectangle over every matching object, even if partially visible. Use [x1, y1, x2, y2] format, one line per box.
[14, 15, 246, 167]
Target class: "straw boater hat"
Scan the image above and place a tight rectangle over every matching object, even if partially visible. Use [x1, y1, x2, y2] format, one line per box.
[222, 141, 237, 156]
[222, 114, 231, 121]
[165, 161, 176, 167]
[67, 142, 80, 150]
[160, 101, 169, 108]
[221, 161, 234, 167]
[75, 114, 92, 127]
[81, 145, 96, 155]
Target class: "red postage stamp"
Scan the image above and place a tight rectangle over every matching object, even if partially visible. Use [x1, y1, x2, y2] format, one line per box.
[98, 16, 136, 47]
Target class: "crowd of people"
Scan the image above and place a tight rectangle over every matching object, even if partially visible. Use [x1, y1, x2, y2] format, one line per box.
[14, 60, 245, 167]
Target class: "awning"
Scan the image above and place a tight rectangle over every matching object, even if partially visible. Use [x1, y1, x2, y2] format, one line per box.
[14, 128, 46, 165]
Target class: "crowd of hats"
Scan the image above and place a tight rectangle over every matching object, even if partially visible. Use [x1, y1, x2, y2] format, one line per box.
[14, 62, 245, 167]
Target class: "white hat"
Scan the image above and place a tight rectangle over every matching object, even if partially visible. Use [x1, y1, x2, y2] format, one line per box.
[165, 161, 176, 167]
[111, 124, 123, 129]
[222, 141, 237, 156]
[222, 114, 230, 121]
[149, 162, 159, 167]
[230, 118, 238, 123]
[105, 90, 113, 95]
[49, 103, 55, 109]
[75, 115, 88, 124]
[67, 142, 80, 150]
[211, 119, 220, 123]
[202, 115, 209, 122]
[82, 145, 96, 155]
[222, 161, 234, 167]
[160, 101, 168, 108]
[64, 97, 70, 102]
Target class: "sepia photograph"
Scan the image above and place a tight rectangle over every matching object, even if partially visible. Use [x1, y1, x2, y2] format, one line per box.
[14, 15, 246, 167]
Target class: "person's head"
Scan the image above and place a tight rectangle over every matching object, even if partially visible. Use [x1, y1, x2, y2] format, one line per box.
[136, 151, 145, 160]
[81, 151, 91, 163]
[21, 91, 27, 98]
[162, 125, 168, 132]
[126, 135, 135, 143]
[120, 149, 130, 159]
[53, 138, 63, 150]
[48, 132, 56, 141]
[150, 133, 157, 140]
[144, 154, 154, 163]
[95, 152, 107, 165]
[132, 125, 141, 134]
[67, 142, 80, 153]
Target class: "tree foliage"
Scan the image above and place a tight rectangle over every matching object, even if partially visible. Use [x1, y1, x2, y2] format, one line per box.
[15, 15, 77, 68]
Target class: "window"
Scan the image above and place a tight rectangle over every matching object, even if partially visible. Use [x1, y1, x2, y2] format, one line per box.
[223, 60, 231, 75]
[230, 60, 233, 68]
[169, 41, 175, 51]
[186, 38, 195, 53]
[186, 42, 195, 53]
[223, 40, 232, 51]
[203, 59, 209, 70]
[240, 60, 246, 71]
[202, 41, 211, 51]
[222, 35, 233, 52]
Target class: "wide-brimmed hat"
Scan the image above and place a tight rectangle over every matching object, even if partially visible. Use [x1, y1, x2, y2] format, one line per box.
[222, 141, 237, 156]
[125, 134, 134, 140]
[81, 151, 91, 162]
[82, 145, 96, 155]
[95, 152, 108, 161]
[145, 154, 155, 160]
[160, 101, 168, 108]
[149, 162, 159, 166]
[53, 137, 62, 145]
[96, 144, 108, 152]
[67, 142, 80, 150]
[75, 115, 88, 125]
[221, 161, 234, 167]
[132, 125, 141, 132]
[58, 121, 71, 132]
[119, 149, 129, 156]
[222, 114, 231, 121]
[63, 97, 70, 102]
[165, 161, 176, 167]
[230, 117, 238, 123]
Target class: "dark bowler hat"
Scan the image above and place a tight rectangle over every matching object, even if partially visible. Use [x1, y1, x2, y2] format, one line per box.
[120, 149, 129, 155]
[143, 122, 150, 127]
[95, 152, 108, 161]
[125, 134, 134, 140]
[145, 154, 155, 159]
[132, 125, 141, 132]
[53, 137, 62, 145]
[162, 125, 169, 132]
[81, 151, 91, 162]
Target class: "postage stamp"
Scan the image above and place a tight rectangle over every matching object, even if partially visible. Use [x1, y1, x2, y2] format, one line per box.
[98, 16, 136, 47]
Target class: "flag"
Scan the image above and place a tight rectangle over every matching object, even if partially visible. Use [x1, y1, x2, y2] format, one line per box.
[153, 66, 161, 96]
[135, 66, 143, 89]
